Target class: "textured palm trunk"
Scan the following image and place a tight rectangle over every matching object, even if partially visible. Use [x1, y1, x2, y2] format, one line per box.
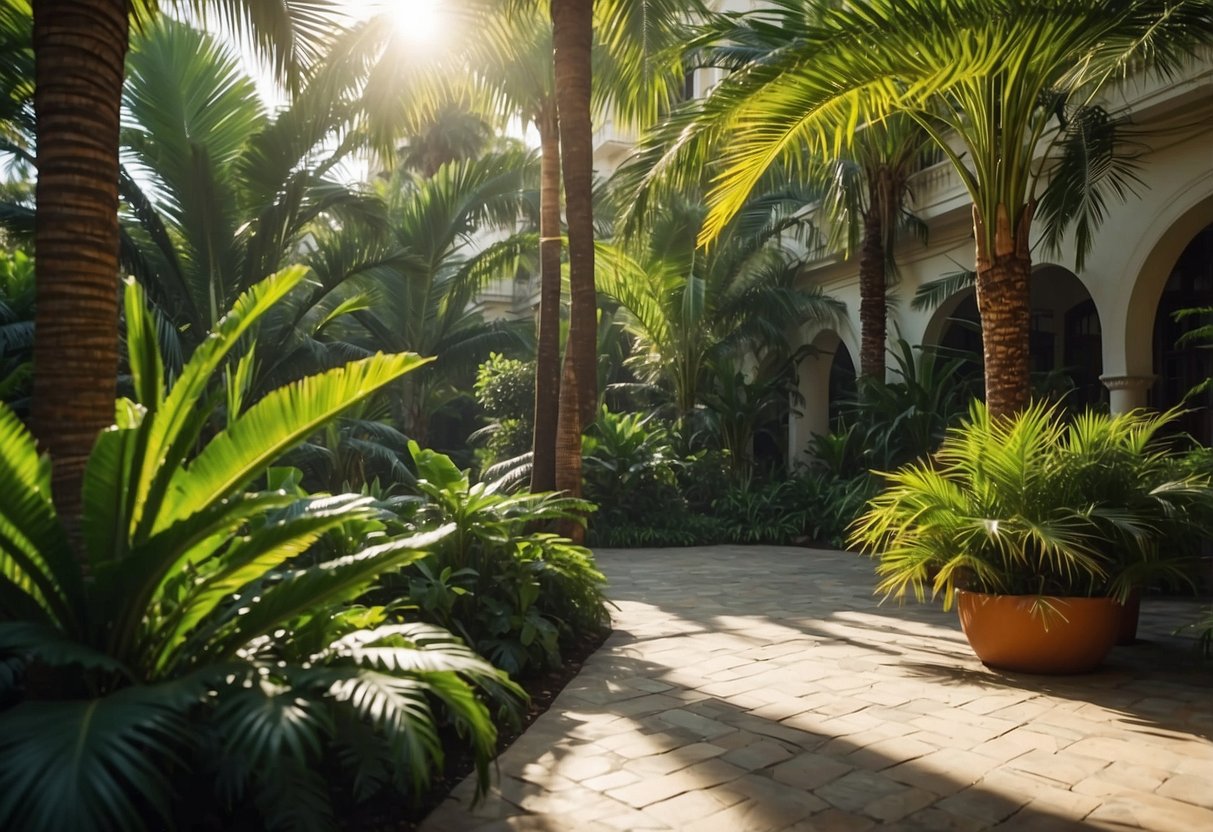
[530, 106, 562, 494]
[974, 203, 1034, 419]
[857, 209, 887, 381]
[551, 0, 595, 541]
[32, 0, 129, 526]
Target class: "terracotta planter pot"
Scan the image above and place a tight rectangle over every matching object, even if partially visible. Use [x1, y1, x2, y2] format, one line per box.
[956, 590, 1121, 674]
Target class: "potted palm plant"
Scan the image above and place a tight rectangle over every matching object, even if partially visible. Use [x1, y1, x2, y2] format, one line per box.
[851, 402, 1212, 674]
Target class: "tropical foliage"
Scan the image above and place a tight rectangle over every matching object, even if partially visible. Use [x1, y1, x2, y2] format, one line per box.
[0, 247, 33, 409]
[851, 402, 1213, 609]
[472, 352, 537, 473]
[598, 195, 842, 421]
[395, 444, 608, 676]
[626, 0, 1213, 417]
[0, 270, 520, 830]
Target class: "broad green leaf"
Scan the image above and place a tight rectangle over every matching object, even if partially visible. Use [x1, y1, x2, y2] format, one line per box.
[200, 524, 454, 662]
[162, 352, 431, 532]
[0, 404, 76, 627]
[132, 266, 308, 541]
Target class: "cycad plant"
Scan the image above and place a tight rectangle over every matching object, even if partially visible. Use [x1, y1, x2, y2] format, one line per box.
[115, 18, 381, 354]
[851, 402, 1213, 610]
[0, 268, 518, 831]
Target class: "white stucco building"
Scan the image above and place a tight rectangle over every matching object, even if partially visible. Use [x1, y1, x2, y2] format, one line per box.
[781, 58, 1213, 459]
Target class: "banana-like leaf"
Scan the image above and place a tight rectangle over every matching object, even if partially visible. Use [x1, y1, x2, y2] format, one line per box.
[81, 424, 140, 569]
[122, 278, 166, 413]
[132, 266, 308, 542]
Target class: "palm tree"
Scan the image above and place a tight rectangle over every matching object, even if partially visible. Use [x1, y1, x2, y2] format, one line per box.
[16, 0, 341, 524]
[686, 3, 933, 381]
[0, 268, 516, 830]
[115, 18, 376, 351]
[335, 151, 538, 447]
[396, 103, 496, 178]
[350, 0, 696, 492]
[632, 0, 1213, 418]
[550, 0, 595, 510]
[597, 195, 843, 422]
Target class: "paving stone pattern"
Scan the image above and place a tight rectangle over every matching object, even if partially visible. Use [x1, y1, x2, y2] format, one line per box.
[421, 546, 1213, 831]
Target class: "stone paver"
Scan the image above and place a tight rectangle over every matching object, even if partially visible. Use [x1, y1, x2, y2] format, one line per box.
[421, 546, 1213, 831]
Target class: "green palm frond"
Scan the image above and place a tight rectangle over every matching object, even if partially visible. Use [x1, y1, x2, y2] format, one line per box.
[625, 0, 1213, 256]
[1036, 105, 1147, 270]
[0, 677, 207, 832]
[214, 676, 331, 765]
[0, 404, 76, 627]
[855, 400, 1213, 607]
[164, 352, 430, 529]
[910, 264, 976, 311]
[197, 524, 454, 663]
[182, 0, 346, 93]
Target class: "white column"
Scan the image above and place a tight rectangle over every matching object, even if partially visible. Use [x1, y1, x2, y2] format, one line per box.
[1100, 374, 1155, 413]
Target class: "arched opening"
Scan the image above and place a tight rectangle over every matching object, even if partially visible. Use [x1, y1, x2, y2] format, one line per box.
[1150, 223, 1213, 443]
[828, 339, 857, 430]
[924, 266, 1104, 407]
[788, 330, 856, 464]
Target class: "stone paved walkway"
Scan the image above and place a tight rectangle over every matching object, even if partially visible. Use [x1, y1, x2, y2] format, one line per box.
[422, 546, 1213, 831]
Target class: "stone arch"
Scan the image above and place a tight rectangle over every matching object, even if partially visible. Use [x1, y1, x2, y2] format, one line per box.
[1148, 223, 1213, 441]
[921, 284, 977, 351]
[1123, 191, 1213, 377]
[919, 265, 1103, 404]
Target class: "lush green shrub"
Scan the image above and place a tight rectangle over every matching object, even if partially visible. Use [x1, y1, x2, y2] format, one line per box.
[852, 402, 1213, 609]
[583, 407, 690, 525]
[820, 339, 975, 476]
[472, 353, 535, 470]
[677, 447, 735, 513]
[0, 271, 520, 831]
[397, 443, 609, 677]
[578, 400, 879, 550]
[0, 247, 33, 411]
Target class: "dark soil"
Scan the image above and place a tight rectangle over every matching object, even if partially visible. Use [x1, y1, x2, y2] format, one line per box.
[344, 627, 611, 831]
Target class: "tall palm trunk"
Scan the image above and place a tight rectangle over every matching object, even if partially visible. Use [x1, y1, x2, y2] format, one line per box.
[858, 167, 902, 381]
[974, 203, 1033, 419]
[551, 0, 595, 518]
[857, 209, 886, 381]
[32, 0, 129, 526]
[530, 104, 562, 494]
